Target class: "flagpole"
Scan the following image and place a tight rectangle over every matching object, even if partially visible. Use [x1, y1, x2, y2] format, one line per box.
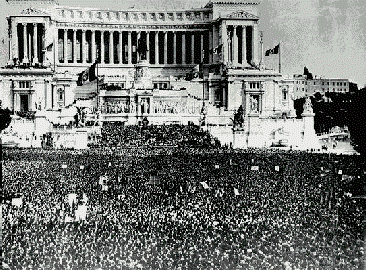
[279, 42, 281, 74]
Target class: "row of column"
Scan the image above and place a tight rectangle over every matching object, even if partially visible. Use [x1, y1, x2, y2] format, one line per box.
[222, 23, 258, 66]
[57, 29, 208, 65]
[11, 22, 43, 64]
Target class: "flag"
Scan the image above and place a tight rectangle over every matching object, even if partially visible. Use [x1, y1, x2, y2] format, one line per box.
[234, 188, 241, 196]
[213, 44, 223, 54]
[77, 62, 97, 86]
[265, 44, 279, 56]
[200, 181, 210, 189]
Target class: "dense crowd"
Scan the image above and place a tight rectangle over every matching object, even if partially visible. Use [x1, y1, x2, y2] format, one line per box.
[100, 123, 220, 148]
[2, 147, 365, 269]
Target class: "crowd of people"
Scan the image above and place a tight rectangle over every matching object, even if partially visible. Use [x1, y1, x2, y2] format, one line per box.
[3, 146, 365, 269]
[100, 123, 220, 148]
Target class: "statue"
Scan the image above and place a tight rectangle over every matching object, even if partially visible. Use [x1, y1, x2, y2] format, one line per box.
[232, 105, 244, 129]
[137, 35, 148, 61]
[303, 97, 313, 114]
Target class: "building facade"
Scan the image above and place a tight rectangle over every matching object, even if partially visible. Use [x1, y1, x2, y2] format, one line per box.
[292, 74, 350, 99]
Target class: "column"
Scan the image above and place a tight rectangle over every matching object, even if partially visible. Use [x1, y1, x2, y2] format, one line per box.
[200, 31, 204, 62]
[182, 32, 186, 64]
[212, 24, 218, 63]
[146, 31, 150, 63]
[91, 30, 96, 63]
[22, 23, 28, 63]
[72, 29, 77, 63]
[209, 29, 213, 63]
[191, 32, 194, 64]
[82, 30, 86, 64]
[173, 31, 176, 64]
[221, 22, 228, 64]
[109, 31, 113, 64]
[127, 31, 132, 64]
[233, 26, 238, 66]
[119, 31, 122, 64]
[155, 31, 159, 64]
[33, 23, 38, 63]
[12, 21, 18, 61]
[164, 31, 168, 64]
[64, 29, 68, 63]
[242, 26, 248, 66]
[136, 31, 141, 62]
[253, 24, 259, 65]
[100, 31, 105, 64]
[54, 33, 58, 65]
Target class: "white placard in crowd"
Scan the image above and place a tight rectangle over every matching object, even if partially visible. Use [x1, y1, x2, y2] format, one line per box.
[99, 175, 107, 185]
[338, 170, 342, 175]
[251, 166, 259, 171]
[200, 181, 210, 189]
[80, 165, 85, 170]
[102, 184, 109, 191]
[275, 166, 280, 172]
[12, 197, 23, 207]
[108, 162, 112, 167]
[234, 188, 241, 196]
[68, 193, 77, 207]
[75, 205, 88, 221]
[215, 165, 220, 169]
[62, 164, 67, 169]
[82, 193, 88, 204]
[65, 215, 74, 223]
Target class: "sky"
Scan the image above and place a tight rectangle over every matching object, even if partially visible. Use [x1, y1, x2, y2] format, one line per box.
[1, 0, 365, 88]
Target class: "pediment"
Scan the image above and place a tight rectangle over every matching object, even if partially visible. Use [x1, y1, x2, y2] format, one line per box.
[21, 8, 49, 16]
[225, 11, 259, 20]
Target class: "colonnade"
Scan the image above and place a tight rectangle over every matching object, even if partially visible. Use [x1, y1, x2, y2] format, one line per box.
[57, 29, 210, 65]
[11, 22, 44, 64]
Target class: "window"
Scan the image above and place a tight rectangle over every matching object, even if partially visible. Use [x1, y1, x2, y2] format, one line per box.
[282, 90, 287, 100]
[333, 82, 335, 86]
[322, 82, 324, 85]
[344, 82, 347, 86]
[19, 81, 31, 88]
[58, 88, 64, 101]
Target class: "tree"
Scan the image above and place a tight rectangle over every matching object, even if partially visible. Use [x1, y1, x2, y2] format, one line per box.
[0, 108, 12, 132]
[348, 88, 366, 155]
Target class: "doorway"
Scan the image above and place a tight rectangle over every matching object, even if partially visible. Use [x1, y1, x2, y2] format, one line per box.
[20, 95, 29, 112]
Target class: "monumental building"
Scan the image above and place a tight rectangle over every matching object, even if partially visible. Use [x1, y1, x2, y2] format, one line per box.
[1, 0, 320, 149]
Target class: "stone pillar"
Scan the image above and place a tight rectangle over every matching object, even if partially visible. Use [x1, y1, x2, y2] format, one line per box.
[82, 30, 86, 64]
[209, 29, 213, 63]
[173, 31, 176, 64]
[146, 31, 150, 63]
[91, 30, 96, 63]
[155, 31, 159, 64]
[119, 31, 122, 64]
[127, 31, 132, 64]
[22, 23, 29, 63]
[54, 33, 58, 65]
[33, 23, 38, 63]
[201, 31, 204, 63]
[12, 21, 18, 61]
[136, 31, 141, 62]
[191, 32, 194, 64]
[233, 26, 238, 66]
[100, 31, 105, 64]
[164, 31, 168, 64]
[253, 23, 259, 65]
[64, 29, 68, 63]
[182, 32, 186, 64]
[109, 31, 113, 64]
[221, 22, 228, 64]
[72, 29, 77, 63]
[212, 24, 218, 63]
[242, 26, 248, 66]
